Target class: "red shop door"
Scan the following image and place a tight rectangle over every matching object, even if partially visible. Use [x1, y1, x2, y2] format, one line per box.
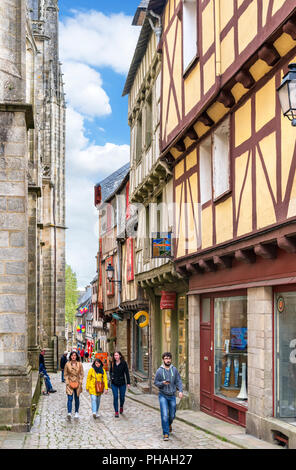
[200, 297, 213, 413]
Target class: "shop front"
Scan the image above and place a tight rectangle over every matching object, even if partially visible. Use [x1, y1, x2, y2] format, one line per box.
[133, 318, 149, 376]
[157, 291, 188, 389]
[274, 286, 296, 422]
[200, 291, 248, 426]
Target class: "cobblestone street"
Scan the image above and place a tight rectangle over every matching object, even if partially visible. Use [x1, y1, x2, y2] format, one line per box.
[16, 363, 238, 450]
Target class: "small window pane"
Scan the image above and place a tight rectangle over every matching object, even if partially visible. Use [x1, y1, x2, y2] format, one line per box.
[201, 298, 211, 323]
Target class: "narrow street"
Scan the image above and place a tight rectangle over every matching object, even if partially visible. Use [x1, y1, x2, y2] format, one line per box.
[18, 363, 238, 450]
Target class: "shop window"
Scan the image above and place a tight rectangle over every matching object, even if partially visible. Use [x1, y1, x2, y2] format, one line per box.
[162, 309, 171, 353]
[275, 291, 296, 419]
[178, 295, 188, 383]
[182, 0, 198, 73]
[214, 295, 248, 405]
[134, 320, 149, 375]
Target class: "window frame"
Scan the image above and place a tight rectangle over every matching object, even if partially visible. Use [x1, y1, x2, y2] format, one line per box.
[182, 0, 199, 76]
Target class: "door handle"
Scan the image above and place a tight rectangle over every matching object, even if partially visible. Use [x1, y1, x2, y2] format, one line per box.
[209, 366, 212, 372]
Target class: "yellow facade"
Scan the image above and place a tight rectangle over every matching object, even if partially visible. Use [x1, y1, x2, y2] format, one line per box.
[163, 0, 296, 258]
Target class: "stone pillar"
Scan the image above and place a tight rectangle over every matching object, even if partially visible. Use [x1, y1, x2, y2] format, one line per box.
[56, 226, 66, 359]
[246, 286, 273, 439]
[188, 294, 200, 410]
[0, 110, 32, 432]
[0, 0, 34, 432]
[27, 191, 39, 370]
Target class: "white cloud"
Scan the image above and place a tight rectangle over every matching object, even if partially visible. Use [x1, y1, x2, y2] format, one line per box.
[63, 62, 111, 117]
[60, 8, 138, 286]
[65, 107, 130, 286]
[60, 10, 140, 74]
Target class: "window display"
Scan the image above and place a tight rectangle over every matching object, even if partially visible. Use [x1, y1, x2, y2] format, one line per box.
[178, 296, 187, 383]
[134, 322, 148, 375]
[214, 295, 248, 404]
[275, 290, 296, 419]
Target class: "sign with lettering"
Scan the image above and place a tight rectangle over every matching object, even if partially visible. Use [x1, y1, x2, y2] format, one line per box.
[152, 232, 172, 258]
[160, 291, 176, 310]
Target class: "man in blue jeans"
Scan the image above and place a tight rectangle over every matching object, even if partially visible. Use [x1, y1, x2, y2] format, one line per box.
[39, 349, 57, 394]
[154, 352, 183, 441]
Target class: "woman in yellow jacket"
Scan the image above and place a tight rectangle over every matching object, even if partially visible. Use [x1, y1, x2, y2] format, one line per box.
[86, 358, 108, 418]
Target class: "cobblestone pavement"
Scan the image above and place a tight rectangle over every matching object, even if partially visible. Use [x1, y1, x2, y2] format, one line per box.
[20, 363, 238, 450]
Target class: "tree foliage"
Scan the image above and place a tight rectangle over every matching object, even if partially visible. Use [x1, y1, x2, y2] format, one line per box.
[65, 264, 79, 325]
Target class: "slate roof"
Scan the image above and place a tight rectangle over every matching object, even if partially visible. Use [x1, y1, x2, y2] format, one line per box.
[95, 162, 130, 204]
[122, 0, 166, 97]
[77, 286, 92, 309]
[132, 0, 150, 25]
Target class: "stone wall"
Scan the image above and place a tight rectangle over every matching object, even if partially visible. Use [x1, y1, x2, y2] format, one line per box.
[246, 286, 273, 439]
[0, 0, 66, 430]
[0, 109, 32, 431]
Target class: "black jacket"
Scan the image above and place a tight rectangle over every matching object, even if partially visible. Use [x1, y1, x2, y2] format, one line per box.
[60, 355, 67, 370]
[109, 360, 130, 386]
[39, 354, 45, 367]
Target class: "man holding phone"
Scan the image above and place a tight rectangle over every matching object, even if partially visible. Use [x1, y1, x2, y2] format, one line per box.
[154, 352, 183, 441]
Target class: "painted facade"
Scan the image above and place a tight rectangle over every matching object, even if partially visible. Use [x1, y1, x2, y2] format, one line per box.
[159, 0, 296, 447]
[124, 0, 190, 392]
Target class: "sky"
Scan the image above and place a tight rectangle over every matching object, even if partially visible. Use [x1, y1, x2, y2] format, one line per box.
[59, 0, 141, 288]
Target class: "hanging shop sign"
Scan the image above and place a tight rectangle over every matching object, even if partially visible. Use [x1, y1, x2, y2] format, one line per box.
[94, 352, 109, 370]
[112, 313, 123, 321]
[277, 296, 285, 313]
[76, 324, 86, 333]
[79, 307, 89, 314]
[160, 291, 176, 310]
[134, 311, 149, 328]
[152, 232, 172, 258]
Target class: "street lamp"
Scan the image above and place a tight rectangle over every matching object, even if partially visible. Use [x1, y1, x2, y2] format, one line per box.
[277, 63, 296, 126]
[106, 263, 121, 285]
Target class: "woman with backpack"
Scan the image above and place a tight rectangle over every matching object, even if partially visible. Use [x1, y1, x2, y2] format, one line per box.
[109, 351, 130, 418]
[86, 358, 108, 418]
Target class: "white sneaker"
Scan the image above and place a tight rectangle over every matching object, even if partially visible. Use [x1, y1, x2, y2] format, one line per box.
[96, 412, 99, 418]
[67, 413, 71, 420]
[74, 412, 79, 419]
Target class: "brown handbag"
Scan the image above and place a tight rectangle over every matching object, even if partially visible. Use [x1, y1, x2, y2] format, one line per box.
[69, 381, 79, 389]
[95, 375, 104, 394]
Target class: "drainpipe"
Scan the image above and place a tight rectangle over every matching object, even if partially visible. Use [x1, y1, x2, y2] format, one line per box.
[147, 10, 162, 45]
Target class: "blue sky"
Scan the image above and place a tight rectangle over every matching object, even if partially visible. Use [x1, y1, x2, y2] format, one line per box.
[59, 0, 141, 287]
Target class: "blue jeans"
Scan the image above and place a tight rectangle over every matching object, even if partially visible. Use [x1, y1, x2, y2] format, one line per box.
[39, 365, 53, 392]
[111, 384, 126, 413]
[61, 370, 65, 382]
[67, 389, 79, 413]
[158, 393, 176, 436]
[90, 395, 101, 414]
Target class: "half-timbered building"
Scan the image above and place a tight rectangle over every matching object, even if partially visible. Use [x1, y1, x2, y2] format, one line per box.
[123, 0, 189, 392]
[159, 0, 296, 446]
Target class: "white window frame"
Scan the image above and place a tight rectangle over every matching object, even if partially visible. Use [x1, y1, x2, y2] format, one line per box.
[212, 118, 231, 201]
[182, 0, 198, 73]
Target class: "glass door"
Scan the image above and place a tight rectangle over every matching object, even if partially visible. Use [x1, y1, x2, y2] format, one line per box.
[275, 291, 296, 418]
